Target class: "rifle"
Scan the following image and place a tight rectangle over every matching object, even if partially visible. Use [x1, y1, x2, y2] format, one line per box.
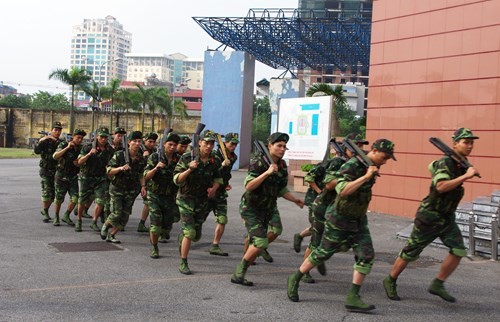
[62, 133, 72, 142]
[253, 139, 274, 166]
[158, 127, 173, 164]
[323, 138, 345, 162]
[429, 137, 481, 178]
[122, 134, 130, 165]
[191, 123, 206, 161]
[343, 138, 380, 177]
[92, 130, 98, 150]
[38, 130, 49, 137]
[216, 133, 230, 164]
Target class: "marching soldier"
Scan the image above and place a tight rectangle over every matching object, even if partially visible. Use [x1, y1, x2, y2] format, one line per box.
[137, 132, 158, 233]
[176, 135, 191, 156]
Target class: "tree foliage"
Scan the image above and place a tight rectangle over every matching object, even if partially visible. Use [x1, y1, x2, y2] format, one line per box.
[252, 96, 271, 141]
[31, 91, 69, 110]
[0, 94, 32, 108]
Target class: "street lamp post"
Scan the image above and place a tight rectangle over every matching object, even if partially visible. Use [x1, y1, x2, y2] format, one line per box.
[94, 58, 122, 133]
[169, 77, 191, 128]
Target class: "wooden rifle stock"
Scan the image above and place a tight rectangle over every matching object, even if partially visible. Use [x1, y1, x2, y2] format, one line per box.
[191, 123, 206, 161]
[253, 139, 274, 166]
[343, 138, 380, 177]
[429, 137, 481, 178]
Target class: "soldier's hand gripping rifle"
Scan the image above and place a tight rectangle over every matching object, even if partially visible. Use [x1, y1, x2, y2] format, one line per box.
[190, 123, 206, 161]
[343, 138, 380, 177]
[253, 139, 274, 166]
[216, 133, 230, 164]
[122, 134, 130, 165]
[429, 137, 481, 178]
[158, 127, 173, 164]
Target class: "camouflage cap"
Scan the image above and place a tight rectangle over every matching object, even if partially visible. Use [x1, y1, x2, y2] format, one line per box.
[52, 121, 63, 129]
[200, 129, 216, 141]
[372, 138, 396, 160]
[268, 132, 289, 144]
[114, 127, 126, 134]
[166, 133, 180, 143]
[179, 135, 191, 145]
[452, 128, 479, 142]
[73, 128, 87, 137]
[225, 132, 240, 144]
[127, 131, 143, 141]
[97, 127, 110, 137]
[345, 133, 369, 145]
[144, 132, 158, 141]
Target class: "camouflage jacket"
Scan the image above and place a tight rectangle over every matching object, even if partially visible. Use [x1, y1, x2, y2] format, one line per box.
[55, 141, 81, 180]
[144, 152, 180, 196]
[34, 137, 63, 174]
[418, 156, 466, 216]
[107, 150, 146, 190]
[304, 157, 346, 206]
[213, 147, 238, 191]
[241, 153, 289, 210]
[333, 157, 376, 220]
[310, 157, 348, 208]
[173, 153, 223, 200]
[78, 143, 115, 177]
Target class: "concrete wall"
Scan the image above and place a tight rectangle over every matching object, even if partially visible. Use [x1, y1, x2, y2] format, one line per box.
[367, 0, 500, 217]
[0, 107, 200, 148]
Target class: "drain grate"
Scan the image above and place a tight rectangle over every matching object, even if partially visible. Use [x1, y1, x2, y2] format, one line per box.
[48, 242, 124, 253]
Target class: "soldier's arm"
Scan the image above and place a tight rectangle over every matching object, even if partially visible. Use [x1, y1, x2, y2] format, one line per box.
[53, 142, 71, 160]
[245, 163, 276, 192]
[435, 167, 478, 193]
[282, 191, 304, 208]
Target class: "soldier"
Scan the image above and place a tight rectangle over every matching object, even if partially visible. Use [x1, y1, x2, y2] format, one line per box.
[383, 128, 479, 303]
[137, 132, 158, 233]
[207, 132, 240, 256]
[34, 121, 63, 223]
[100, 131, 147, 244]
[231, 132, 304, 287]
[111, 127, 127, 150]
[176, 135, 191, 156]
[143, 133, 181, 258]
[287, 139, 396, 313]
[52, 129, 86, 226]
[173, 129, 223, 275]
[76, 127, 114, 232]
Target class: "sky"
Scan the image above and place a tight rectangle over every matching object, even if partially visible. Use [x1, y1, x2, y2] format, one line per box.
[0, 0, 298, 95]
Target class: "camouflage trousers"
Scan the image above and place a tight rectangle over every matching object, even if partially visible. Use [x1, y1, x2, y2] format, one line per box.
[309, 190, 336, 250]
[400, 211, 467, 261]
[39, 172, 56, 202]
[54, 175, 79, 205]
[107, 186, 140, 230]
[176, 196, 210, 242]
[148, 192, 179, 236]
[78, 176, 109, 206]
[207, 191, 229, 225]
[103, 179, 111, 216]
[308, 213, 375, 275]
[240, 204, 282, 249]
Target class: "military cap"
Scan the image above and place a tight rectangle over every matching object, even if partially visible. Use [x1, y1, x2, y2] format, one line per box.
[97, 127, 110, 137]
[144, 132, 158, 141]
[127, 131, 143, 141]
[268, 132, 289, 144]
[166, 133, 180, 143]
[52, 121, 63, 129]
[225, 132, 240, 144]
[114, 127, 126, 134]
[345, 133, 369, 145]
[73, 128, 87, 137]
[179, 135, 191, 145]
[372, 139, 396, 160]
[200, 130, 216, 141]
[452, 128, 479, 142]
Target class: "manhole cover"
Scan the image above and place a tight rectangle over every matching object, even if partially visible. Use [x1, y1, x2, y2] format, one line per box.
[48, 242, 124, 253]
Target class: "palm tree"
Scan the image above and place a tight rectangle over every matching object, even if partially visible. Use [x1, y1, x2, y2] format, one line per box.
[135, 83, 155, 132]
[147, 87, 169, 132]
[166, 94, 189, 128]
[100, 78, 122, 129]
[306, 84, 347, 137]
[49, 66, 92, 132]
[114, 88, 140, 129]
[80, 80, 100, 133]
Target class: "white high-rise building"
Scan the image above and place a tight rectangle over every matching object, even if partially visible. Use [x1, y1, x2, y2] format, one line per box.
[70, 15, 132, 102]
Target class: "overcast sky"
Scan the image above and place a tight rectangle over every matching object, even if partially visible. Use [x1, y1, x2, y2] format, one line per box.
[0, 0, 297, 95]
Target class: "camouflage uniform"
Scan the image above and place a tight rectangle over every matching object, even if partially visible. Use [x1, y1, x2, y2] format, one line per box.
[400, 156, 468, 261]
[240, 154, 289, 249]
[54, 141, 81, 205]
[106, 150, 146, 230]
[309, 157, 347, 250]
[308, 157, 377, 276]
[34, 135, 62, 202]
[207, 147, 238, 226]
[145, 151, 180, 237]
[174, 153, 223, 242]
[78, 142, 114, 208]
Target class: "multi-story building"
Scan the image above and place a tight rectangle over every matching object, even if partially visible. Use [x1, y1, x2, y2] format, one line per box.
[125, 52, 203, 92]
[70, 15, 132, 103]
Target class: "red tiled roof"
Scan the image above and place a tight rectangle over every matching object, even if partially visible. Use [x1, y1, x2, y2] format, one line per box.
[172, 89, 202, 99]
[121, 81, 145, 87]
[184, 101, 202, 111]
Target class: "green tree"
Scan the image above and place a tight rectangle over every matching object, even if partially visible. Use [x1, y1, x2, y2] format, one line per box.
[135, 83, 155, 132]
[166, 93, 188, 128]
[252, 96, 271, 141]
[0, 94, 32, 108]
[147, 87, 169, 132]
[48, 66, 92, 132]
[80, 80, 101, 132]
[31, 91, 69, 110]
[100, 78, 122, 128]
[114, 88, 141, 129]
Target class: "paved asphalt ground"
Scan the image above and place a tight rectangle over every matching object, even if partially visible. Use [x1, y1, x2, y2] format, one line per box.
[0, 158, 499, 321]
